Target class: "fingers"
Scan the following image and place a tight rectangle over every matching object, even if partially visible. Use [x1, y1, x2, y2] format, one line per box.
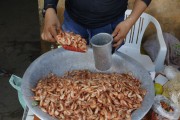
[41, 30, 55, 42]
[41, 32, 45, 40]
[113, 33, 122, 42]
[41, 25, 60, 42]
[112, 27, 119, 37]
[49, 26, 58, 41]
[46, 32, 55, 42]
[113, 39, 124, 48]
[112, 30, 125, 48]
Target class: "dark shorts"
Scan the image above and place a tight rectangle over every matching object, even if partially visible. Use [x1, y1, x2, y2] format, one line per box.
[62, 10, 124, 45]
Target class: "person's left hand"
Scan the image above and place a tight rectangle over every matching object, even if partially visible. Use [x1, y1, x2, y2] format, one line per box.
[112, 20, 132, 48]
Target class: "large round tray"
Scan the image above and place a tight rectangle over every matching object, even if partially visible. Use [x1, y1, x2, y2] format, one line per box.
[21, 48, 154, 120]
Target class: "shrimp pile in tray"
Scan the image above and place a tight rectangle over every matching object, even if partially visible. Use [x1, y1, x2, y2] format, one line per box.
[32, 70, 146, 120]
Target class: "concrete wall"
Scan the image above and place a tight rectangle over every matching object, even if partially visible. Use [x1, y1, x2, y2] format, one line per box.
[38, 0, 180, 51]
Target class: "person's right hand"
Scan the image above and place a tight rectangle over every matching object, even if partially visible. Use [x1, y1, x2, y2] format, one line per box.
[41, 8, 61, 42]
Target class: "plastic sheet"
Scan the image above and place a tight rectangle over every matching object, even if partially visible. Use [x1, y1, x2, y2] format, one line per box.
[152, 95, 180, 120]
[163, 72, 180, 108]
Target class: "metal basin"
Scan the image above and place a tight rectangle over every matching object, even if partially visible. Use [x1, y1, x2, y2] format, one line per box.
[21, 48, 154, 120]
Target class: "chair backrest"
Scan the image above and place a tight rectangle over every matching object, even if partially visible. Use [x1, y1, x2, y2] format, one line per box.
[124, 10, 154, 53]
[118, 10, 167, 72]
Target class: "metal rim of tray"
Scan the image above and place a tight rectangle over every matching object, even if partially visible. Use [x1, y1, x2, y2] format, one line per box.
[21, 48, 155, 120]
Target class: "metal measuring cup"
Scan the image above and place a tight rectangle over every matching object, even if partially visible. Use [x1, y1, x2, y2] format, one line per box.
[90, 33, 113, 71]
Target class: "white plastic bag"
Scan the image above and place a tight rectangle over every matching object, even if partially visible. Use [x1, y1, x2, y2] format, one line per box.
[164, 66, 179, 80]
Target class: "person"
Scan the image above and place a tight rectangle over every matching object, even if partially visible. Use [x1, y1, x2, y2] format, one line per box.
[41, 0, 151, 48]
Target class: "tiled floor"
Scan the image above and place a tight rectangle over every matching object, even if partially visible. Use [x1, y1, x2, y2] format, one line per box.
[0, 0, 41, 119]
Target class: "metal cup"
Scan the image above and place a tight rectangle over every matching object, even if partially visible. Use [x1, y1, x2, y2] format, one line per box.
[90, 33, 113, 71]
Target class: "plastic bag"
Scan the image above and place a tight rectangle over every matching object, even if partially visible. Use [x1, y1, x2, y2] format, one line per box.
[143, 33, 180, 69]
[9, 75, 26, 109]
[152, 95, 180, 120]
[163, 72, 180, 108]
[164, 66, 179, 80]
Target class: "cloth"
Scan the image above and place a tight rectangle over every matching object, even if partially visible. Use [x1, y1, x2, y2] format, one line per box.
[65, 0, 127, 28]
[143, 33, 180, 69]
[44, 0, 151, 28]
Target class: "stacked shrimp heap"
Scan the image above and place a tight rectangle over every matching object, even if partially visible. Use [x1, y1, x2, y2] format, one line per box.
[32, 70, 146, 120]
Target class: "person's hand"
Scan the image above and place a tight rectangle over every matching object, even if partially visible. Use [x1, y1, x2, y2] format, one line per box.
[41, 8, 61, 42]
[112, 19, 133, 48]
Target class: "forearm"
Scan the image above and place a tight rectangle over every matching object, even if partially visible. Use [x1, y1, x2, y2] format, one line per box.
[126, 0, 151, 27]
[112, 0, 151, 47]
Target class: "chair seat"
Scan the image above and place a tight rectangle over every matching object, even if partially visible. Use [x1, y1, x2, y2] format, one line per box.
[118, 46, 155, 72]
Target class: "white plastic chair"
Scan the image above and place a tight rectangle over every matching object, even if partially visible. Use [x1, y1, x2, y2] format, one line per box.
[117, 9, 167, 72]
